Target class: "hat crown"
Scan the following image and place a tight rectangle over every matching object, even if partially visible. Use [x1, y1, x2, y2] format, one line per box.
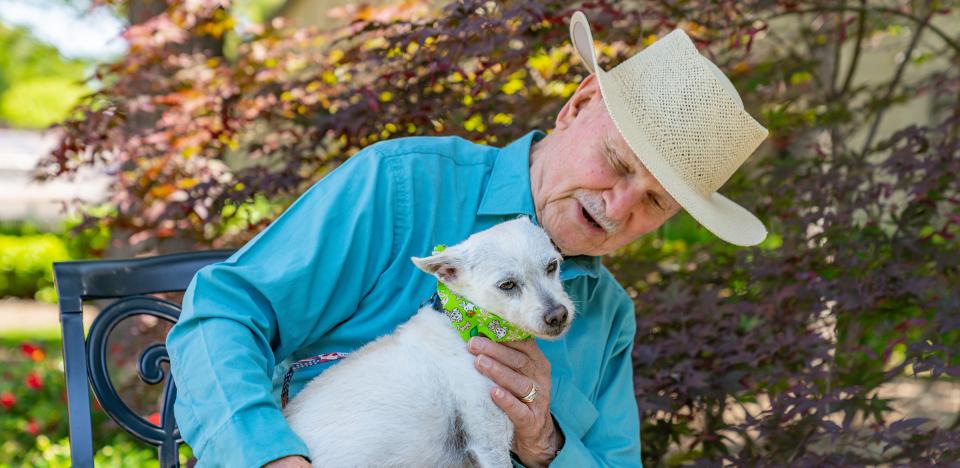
[607, 30, 768, 195]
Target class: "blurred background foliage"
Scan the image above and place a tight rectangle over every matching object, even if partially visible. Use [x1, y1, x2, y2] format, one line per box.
[0, 220, 109, 303]
[0, 0, 957, 465]
[0, 332, 193, 466]
[0, 22, 91, 129]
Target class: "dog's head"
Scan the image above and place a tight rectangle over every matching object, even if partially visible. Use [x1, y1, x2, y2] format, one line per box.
[412, 217, 575, 339]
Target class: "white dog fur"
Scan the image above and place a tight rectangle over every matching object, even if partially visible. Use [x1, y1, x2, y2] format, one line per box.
[283, 218, 575, 467]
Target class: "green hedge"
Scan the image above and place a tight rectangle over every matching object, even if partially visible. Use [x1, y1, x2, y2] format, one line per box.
[0, 234, 70, 303]
[0, 221, 109, 303]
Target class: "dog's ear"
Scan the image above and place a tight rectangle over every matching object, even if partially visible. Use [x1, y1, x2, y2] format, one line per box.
[411, 252, 460, 283]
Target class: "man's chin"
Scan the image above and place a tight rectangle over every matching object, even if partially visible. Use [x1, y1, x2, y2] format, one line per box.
[544, 218, 608, 256]
[555, 232, 611, 257]
[551, 237, 581, 257]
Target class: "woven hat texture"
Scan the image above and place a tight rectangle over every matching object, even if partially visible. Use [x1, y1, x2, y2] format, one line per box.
[570, 11, 770, 246]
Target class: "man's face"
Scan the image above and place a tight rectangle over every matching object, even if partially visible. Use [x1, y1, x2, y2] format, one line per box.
[529, 75, 681, 257]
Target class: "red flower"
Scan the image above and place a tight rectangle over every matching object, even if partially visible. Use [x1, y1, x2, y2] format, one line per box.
[26, 420, 39, 436]
[26, 372, 43, 390]
[1, 392, 15, 409]
[19, 343, 37, 357]
[148, 412, 161, 426]
[19, 343, 45, 362]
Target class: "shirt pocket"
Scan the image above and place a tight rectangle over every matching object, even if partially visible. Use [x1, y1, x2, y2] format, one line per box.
[550, 376, 599, 440]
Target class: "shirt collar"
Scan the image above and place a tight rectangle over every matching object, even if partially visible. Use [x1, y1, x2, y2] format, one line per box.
[477, 130, 543, 218]
[477, 130, 600, 280]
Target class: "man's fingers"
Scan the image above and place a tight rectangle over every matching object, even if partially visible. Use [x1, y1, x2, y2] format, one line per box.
[503, 338, 548, 362]
[468, 337, 530, 370]
[475, 354, 539, 400]
[491, 386, 536, 428]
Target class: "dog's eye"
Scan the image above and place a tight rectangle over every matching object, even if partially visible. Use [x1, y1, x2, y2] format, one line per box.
[498, 280, 517, 291]
[546, 260, 559, 275]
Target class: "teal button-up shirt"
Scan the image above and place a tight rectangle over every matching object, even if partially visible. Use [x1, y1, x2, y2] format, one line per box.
[167, 130, 642, 467]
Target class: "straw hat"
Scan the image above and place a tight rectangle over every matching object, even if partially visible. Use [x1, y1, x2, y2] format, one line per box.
[569, 11, 769, 246]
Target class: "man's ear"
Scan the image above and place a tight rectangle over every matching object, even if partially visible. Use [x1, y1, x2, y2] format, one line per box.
[555, 74, 600, 130]
[411, 252, 460, 283]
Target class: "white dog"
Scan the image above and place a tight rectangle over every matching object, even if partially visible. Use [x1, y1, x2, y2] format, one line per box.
[283, 218, 575, 467]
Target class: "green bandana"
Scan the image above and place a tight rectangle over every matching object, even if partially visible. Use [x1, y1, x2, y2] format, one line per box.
[431, 245, 532, 343]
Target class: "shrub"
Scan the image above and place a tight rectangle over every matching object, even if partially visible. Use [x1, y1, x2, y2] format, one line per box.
[0, 234, 70, 302]
[0, 219, 109, 302]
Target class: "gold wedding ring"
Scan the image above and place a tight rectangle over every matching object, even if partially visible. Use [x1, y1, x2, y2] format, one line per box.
[519, 384, 538, 403]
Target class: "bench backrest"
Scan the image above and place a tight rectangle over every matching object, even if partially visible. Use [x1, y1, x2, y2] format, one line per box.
[53, 250, 234, 468]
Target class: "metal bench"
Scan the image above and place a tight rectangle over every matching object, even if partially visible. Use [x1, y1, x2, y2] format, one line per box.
[53, 250, 234, 468]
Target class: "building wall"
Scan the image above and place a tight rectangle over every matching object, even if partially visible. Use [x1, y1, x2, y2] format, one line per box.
[0, 129, 109, 226]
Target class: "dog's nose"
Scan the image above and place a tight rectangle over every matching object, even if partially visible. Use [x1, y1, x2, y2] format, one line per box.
[544, 305, 568, 328]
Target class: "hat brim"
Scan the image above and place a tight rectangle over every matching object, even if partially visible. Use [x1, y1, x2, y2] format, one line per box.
[569, 12, 767, 247]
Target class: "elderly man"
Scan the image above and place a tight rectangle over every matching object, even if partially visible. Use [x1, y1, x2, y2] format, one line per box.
[167, 11, 767, 467]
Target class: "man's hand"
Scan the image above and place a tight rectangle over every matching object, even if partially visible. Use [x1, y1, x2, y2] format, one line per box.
[468, 337, 564, 467]
[263, 455, 310, 468]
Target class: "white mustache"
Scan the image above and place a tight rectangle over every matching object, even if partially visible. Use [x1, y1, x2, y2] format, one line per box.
[573, 189, 619, 233]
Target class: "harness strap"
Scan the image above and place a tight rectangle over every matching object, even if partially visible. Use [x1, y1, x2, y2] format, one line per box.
[281, 352, 349, 408]
[422, 291, 442, 312]
[281, 291, 459, 408]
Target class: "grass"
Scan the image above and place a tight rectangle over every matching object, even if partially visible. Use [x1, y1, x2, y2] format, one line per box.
[1, 328, 63, 343]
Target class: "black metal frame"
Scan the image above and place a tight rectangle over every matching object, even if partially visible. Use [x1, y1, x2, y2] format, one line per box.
[53, 250, 234, 468]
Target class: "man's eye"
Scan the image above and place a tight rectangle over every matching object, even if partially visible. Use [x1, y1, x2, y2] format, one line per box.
[650, 194, 664, 210]
[498, 281, 517, 291]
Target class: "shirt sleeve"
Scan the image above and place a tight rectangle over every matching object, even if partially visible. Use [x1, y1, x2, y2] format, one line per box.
[166, 148, 404, 467]
[550, 290, 643, 467]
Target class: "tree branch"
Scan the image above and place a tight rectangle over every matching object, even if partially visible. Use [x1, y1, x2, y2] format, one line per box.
[828, 0, 847, 98]
[760, 5, 960, 55]
[860, 9, 933, 156]
[839, 0, 867, 96]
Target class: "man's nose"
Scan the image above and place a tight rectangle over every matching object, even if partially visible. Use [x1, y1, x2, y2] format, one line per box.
[604, 181, 642, 221]
[543, 305, 569, 328]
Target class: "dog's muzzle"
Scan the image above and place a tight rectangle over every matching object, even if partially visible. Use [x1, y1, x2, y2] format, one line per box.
[542, 305, 570, 335]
